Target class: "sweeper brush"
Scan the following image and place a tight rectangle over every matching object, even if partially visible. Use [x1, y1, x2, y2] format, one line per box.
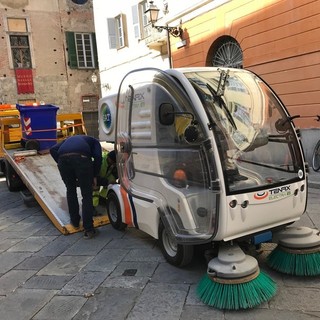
[197, 243, 277, 310]
[267, 227, 320, 276]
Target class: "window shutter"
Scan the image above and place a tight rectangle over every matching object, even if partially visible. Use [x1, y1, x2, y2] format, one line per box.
[91, 33, 99, 68]
[107, 18, 116, 49]
[121, 14, 128, 47]
[66, 31, 78, 69]
[132, 5, 140, 39]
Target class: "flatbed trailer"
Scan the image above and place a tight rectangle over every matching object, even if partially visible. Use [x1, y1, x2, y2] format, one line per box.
[0, 112, 109, 234]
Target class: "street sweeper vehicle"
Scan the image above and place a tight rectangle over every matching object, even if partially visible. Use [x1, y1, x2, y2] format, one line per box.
[99, 67, 320, 310]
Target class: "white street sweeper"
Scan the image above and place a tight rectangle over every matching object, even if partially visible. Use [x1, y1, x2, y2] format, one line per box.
[98, 67, 320, 310]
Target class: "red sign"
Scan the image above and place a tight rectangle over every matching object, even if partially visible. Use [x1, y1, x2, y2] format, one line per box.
[15, 69, 34, 94]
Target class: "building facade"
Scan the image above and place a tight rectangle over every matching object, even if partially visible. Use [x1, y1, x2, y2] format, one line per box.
[170, 0, 320, 130]
[93, 0, 320, 161]
[0, 0, 100, 120]
[93, 0, 170, 98]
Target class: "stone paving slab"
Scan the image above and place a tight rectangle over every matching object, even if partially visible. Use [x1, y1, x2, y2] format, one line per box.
[14, 255, 55, 271]
[32, 295, 87, 320]
[0, 288, 57, 320]
[0, 252, 32, 274]
[7, 236, 58, 253]
[59, 271, 108, 296]
[61, 235, 111, 256]
[73, 287, 142, 320]
[127, 282, 189, 320]
[101, 274, 150, 290]
[37, 255, 94, 276]
[83, 248, 129, 272]
[0, 175, 320, 319]
[110, 260, 158, 277]
[0, 238, 24, 252]
[123, 247, 166, 263]
[34, 234, 83, 257]
[22, 275, 73, 290]
[224, 308, 320, 320]
[0, 269, 36, 295]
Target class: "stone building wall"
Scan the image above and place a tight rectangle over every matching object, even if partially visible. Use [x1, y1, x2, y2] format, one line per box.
[0, 0, 99, 114]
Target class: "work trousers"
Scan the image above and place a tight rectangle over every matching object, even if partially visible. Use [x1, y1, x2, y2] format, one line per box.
[58, 155, 94, 232]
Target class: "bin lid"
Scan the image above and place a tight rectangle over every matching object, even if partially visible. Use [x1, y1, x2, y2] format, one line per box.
[16, 104, 59, 112]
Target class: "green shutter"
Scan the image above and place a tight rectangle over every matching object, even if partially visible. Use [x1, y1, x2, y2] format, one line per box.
[91, 33, 99, 69]
[66, 32, 78, 69]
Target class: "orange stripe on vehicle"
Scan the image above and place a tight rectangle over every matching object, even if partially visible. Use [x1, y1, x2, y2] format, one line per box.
[120, 186, 133, 226]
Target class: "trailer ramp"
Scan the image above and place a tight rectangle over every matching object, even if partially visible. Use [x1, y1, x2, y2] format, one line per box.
[6, 149, 109, 235]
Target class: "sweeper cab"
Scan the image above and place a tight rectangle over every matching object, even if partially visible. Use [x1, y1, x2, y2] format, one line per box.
[99, 67, 320, 310]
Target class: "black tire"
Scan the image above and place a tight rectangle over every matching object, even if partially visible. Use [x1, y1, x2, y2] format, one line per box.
[312, 140, 320, 171]
[4, 159, 24, 192]
[158, 220, 194, 267]
[25, 139, 40, 151]
[106, 192, 127, 230]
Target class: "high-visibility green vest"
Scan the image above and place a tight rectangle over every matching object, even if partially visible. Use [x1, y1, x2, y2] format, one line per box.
[93, 151, 117, 207]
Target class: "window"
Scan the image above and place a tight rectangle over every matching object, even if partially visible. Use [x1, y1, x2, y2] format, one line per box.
[131, 1, 151, 40]
[7, 18, 32, 69]
[211, 36, 243, 69]
[107, 14, 128, 49]
[10, 35, 32, 69]
[115, 15, 125, 48]
[140, 1, 151, 39]
[66, 32, 98, 69]
[75, 33, 94, 68]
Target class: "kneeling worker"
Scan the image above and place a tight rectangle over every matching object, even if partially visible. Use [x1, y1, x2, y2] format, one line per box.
[93, 150, 118, 210]
[50, 135, 102, 239]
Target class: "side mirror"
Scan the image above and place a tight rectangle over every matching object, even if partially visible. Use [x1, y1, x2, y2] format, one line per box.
[159, 103, 174, 125]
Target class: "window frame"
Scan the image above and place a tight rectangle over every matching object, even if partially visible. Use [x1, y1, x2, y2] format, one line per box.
[9, 34, 32, 69]
[115, 15, 125, 48]
[5, 17, 34, 69]
[107, 14, 128, 49]
[66, 31, 98, 70]
[139, 0, 151, 39]
[75, 32, 95, 68]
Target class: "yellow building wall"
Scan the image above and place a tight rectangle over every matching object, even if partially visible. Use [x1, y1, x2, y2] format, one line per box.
[171, 0, 320, 128]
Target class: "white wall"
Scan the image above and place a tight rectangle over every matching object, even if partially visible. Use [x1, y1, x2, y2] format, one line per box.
[92, 0, 229, 97]
[92, 0, 169, 97]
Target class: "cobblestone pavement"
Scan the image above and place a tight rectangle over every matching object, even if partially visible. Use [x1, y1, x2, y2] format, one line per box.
[0, 175, 319, 320]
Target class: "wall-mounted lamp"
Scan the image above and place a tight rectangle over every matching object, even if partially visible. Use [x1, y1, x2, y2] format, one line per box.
[91, 72, 98, 83]
[145, 1, 183, 38]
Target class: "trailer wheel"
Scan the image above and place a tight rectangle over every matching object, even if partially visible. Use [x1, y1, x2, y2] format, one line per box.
[158, 220, 194, 267]
[106, 192, 127, 230]
[4, 159, 24, 192]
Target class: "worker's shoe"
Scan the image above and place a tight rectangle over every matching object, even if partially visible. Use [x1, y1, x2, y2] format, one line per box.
[83, 229, 98, 240]
[71, 221, 80, 229]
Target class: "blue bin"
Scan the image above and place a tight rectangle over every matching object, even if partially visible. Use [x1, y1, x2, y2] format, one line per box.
[16, 104, 59, 151]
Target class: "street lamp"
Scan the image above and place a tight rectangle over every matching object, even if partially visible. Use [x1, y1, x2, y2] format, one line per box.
[145, 1, 183, 38]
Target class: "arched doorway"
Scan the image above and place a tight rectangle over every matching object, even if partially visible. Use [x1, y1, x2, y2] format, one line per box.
[208, 36, 243, 68]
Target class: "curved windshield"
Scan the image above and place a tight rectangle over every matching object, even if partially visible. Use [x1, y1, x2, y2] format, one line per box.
[184, 69, 305, 194]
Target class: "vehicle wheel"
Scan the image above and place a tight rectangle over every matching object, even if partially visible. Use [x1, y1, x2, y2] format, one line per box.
[312, 140, 320, 171]
[4, 159, 24, 192]
[158, 220, 194, 267]
[106, 192, 127, 230]
[25, 139, 40, 151]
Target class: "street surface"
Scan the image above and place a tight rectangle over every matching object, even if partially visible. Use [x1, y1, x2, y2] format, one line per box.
[0, 174, 319, 320]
